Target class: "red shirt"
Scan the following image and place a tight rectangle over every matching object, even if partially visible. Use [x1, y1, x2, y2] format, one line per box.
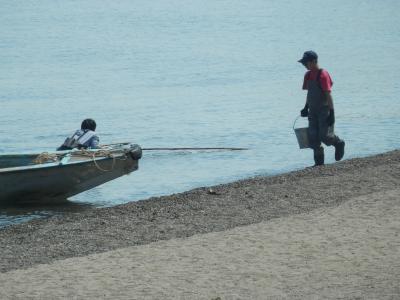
[302, 69, 333, 92]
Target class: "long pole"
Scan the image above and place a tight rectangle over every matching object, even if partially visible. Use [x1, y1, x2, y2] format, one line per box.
[142, 147, 248, 151]
[101, 143, 248, 151]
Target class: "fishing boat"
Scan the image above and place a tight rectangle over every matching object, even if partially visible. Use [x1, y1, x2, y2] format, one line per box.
[0, 143, 142, 204]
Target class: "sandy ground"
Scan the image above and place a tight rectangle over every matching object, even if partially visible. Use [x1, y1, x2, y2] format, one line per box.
[0, 150, 399, 299]
[0, 189, 399, 299]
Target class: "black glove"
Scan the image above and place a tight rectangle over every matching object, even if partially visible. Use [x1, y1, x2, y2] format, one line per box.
[327, 109, 335, 126]
[300, 104, 309, 117]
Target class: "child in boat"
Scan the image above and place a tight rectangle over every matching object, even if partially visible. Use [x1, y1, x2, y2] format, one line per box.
[57, 119, 100, 151]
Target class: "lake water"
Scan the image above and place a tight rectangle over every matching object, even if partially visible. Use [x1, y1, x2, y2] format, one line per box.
[1, 0, 399, 227]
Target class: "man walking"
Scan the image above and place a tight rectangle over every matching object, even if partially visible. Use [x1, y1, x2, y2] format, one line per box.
[299, 50, 345, 166]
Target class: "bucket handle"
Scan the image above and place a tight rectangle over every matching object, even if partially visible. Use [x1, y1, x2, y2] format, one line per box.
[293, 115, 303, 130]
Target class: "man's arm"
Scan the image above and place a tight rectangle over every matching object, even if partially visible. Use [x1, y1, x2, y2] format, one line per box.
[300, 73, 309, 117]
[90, 136, 100, 149]
[325, 91, 334, 110]
[300, 101, 309, 117]
[325, 91, 335, 126]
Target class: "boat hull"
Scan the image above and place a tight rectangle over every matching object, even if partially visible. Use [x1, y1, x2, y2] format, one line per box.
[0, 145, 141, 204]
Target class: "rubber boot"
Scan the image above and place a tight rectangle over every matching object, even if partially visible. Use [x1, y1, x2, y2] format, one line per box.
[313, 146, 324, 166]
[335, 140, 345, 161]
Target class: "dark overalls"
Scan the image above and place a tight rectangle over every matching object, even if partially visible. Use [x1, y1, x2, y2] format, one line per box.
[307, 70, 342, 165]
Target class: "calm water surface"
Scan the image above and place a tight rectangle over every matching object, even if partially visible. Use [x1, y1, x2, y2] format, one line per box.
[1, 0, 399, 226]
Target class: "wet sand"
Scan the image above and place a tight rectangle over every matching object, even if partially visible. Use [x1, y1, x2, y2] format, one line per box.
[0, 150, 399, 298]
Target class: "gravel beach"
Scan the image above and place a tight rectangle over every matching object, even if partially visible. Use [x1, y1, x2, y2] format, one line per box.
[0, 150, 399, 298]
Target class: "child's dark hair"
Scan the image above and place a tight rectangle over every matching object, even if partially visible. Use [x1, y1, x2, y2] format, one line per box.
[81, 119, 96, 131]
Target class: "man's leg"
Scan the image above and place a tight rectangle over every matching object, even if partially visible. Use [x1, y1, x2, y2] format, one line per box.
[334, 139, 345, 161]
[313, 146, 324, 166]
[318, 108, 345, 161]
[308, 113, 324, 166]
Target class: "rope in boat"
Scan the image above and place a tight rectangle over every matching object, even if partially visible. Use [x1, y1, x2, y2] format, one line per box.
[71, 149, 117, 172]
[33, 152, 60, 164]
[33, 149, 119, 172]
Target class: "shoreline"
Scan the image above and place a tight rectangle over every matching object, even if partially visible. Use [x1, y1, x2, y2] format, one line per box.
[0, 149, 399, 273]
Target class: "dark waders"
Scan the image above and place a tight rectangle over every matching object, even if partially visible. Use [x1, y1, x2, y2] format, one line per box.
[307, 70, 343, 165]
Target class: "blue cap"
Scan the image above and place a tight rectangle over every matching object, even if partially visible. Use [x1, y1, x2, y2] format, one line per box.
[298, 51, 318, 64]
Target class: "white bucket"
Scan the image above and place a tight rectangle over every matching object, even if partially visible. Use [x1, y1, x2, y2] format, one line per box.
[293, 116, 310, 149]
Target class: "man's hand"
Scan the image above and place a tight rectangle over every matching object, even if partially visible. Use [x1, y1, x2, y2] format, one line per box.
[300, 104, 309, 117]
[327, 109, 335, 126]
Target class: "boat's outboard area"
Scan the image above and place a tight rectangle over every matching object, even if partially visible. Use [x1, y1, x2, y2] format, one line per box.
[127, 144, 142, 160]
